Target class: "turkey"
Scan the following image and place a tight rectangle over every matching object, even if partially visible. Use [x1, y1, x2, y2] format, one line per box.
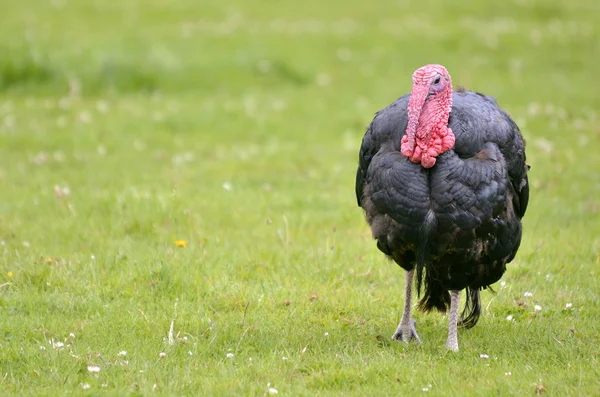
[355, 64, 530, 351]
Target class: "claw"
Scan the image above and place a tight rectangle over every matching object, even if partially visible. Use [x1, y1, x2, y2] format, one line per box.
[392, 319, 421, 344]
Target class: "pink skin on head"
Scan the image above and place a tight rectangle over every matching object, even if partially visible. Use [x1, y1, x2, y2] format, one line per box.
[400, 64, 455, 168]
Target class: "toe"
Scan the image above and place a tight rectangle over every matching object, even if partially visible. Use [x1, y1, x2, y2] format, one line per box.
[412, 331, 422, 344]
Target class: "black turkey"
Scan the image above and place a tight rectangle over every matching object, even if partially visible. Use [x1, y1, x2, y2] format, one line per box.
[355, 64, 530, 351]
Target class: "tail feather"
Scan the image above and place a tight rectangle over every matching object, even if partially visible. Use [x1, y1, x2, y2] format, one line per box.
[458, 287, 481, 329]
[415, 210, 450, 313]
[413, 207, 485, 323]
[416, 271, 450, 312]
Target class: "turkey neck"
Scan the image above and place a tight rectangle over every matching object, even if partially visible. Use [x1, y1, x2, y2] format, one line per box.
[414, 97, 451, 149]
[403, 87, 453, 168]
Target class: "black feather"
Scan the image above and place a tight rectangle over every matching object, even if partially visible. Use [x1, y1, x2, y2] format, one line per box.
[458, 287, 481, 329]
[356, 90, 530, 328]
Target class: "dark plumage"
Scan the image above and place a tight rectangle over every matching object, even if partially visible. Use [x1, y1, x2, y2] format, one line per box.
[355, 65, 529, 350]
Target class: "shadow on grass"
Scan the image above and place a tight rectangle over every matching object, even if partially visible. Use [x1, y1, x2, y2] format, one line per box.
[0, 45, 161, 95]
[0, 47, 56, 91]
[0, 44, 312, 96]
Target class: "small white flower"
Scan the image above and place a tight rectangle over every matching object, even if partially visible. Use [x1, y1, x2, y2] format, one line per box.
[505, 372, 512, 376]
[422, 387, 429, 392]
[50, 340, 64, 349]
[534, 305, 542, 312]
[500, 281, 506, 288]
[79, 111, 91, 124]
[267, 388, 279, 395]
[81, 383, 91, 390]
[97, 100, 109, 114]
[159, 352, 166, 358]
[565, 303, 572, 309]
[480, 354, 489, 359]
[183, 336, 188, 341]
[39, 346, 46, 350]
[87, 365, 101, 373]
[316, 73, 331, 87]
[222, 182, 233, 191]
[282, 356, 288, 361]
[524, 292, 533, 297]
[188, 351, 193, 356]
[324, 332, 329, 337]
[506, 315, 513, 321]
[118, 351, 127, 356]
[69, 333, 75, 339]
[53, 185, 70, 198]
[226, 352, 234, 358]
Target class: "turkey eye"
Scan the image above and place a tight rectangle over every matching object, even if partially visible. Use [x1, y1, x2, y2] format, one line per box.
[433, 76, 441, 85]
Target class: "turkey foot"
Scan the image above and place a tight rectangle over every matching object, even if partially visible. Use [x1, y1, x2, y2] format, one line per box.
[391, 269, 421, 344]
[392, 318, 421, 343]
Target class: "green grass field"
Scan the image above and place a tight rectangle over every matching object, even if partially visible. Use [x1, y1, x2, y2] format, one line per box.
[1, 0, 599, 395]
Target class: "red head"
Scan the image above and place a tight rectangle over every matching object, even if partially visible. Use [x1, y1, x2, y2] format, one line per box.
[400, 64, 455, 168]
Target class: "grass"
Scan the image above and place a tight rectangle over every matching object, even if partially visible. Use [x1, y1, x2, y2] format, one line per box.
[1, 0, 599, 395]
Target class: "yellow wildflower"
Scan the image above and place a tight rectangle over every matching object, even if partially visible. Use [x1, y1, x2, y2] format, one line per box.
[175, 240, 187, 248]
[45, 257, 53, 264]
[7, 271, 13, 278]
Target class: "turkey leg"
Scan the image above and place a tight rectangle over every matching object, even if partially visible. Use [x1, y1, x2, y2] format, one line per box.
[445, 290, 461, 351]
[392, 269, 421, 343]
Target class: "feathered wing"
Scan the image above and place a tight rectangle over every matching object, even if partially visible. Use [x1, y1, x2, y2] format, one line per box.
[355, 95, 410, 207]
[447, 91, 530, 267]
[449, 91, 529, 216]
